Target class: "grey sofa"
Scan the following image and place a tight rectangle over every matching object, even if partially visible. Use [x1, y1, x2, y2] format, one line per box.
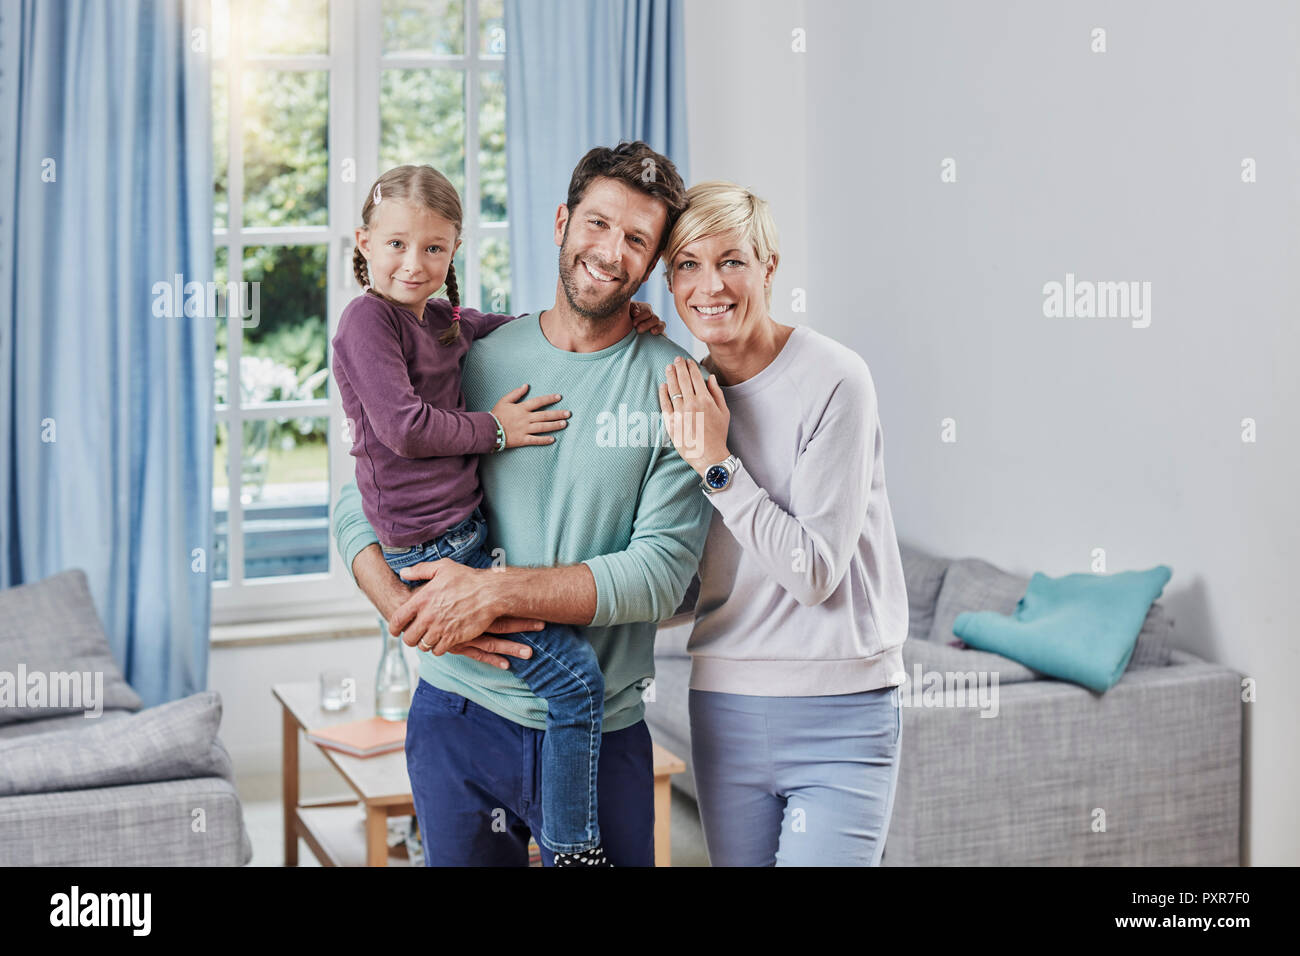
[646, 542, 1243, 866]
[0, 570, 253, 866]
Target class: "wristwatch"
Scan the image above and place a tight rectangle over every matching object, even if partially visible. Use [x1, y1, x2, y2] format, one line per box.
[701, 455, 741, 495]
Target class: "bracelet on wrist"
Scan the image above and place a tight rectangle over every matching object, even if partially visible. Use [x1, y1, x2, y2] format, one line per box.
[488, 412, 506, 453]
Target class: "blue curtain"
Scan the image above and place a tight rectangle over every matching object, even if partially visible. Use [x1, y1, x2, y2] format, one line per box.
[504, 0, 690, 343]
[0, 0, 214, 706]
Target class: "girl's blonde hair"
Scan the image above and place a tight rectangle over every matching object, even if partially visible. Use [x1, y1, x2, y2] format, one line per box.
[662, 180, 780, 304]
[354, 164, 464, 346]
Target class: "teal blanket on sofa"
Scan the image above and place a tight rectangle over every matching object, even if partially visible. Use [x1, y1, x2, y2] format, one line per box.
[954, 565, 1173, 692]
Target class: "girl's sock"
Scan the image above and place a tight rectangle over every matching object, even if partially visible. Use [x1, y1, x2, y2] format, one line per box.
[553, 844, 611, 867]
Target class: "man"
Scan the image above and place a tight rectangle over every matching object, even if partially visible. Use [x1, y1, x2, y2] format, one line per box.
[332, 141, 711, 866]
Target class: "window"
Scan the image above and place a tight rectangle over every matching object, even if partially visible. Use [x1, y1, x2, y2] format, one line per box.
[210, 0, 508, 624]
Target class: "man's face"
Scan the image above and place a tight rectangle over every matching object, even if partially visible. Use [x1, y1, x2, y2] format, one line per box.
[555, 176, 668, 321]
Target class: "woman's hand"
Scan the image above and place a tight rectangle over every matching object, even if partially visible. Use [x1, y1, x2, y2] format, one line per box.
[490, 385, 570, 449]
[657, 356, 731, 477]
[630, 301, 666, 335]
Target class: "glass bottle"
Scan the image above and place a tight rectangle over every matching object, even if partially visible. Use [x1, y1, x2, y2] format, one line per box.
[375, 623, 412, 721]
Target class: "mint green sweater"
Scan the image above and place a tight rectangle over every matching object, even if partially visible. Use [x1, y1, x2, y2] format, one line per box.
[332, 314, 712, 732]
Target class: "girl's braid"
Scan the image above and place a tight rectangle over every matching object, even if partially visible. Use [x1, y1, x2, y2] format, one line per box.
[437, 261, 461, 346]
[352, 246, 370, 290]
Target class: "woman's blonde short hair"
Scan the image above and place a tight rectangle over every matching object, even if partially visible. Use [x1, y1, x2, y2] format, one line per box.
[663, 180, 780, 303]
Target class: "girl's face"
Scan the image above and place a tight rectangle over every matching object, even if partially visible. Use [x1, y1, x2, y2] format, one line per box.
[356, 199, 461, 313]
[666, 229, 776, 350]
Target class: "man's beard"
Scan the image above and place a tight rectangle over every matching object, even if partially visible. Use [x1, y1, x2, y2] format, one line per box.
[557, 223, 639, 321]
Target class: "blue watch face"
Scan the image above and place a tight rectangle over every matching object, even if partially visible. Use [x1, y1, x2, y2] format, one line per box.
[706, 465, 730, 489]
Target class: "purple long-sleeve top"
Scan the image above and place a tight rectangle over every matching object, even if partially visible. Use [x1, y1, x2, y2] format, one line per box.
[331, 292, 515, 548]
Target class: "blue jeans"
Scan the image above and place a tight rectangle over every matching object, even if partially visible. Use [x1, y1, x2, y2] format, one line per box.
[688, 686, 903, 866]
[382, 507, 604, 853]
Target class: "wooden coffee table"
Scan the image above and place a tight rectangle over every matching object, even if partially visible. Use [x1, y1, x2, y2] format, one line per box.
[274, 681, 685, 866]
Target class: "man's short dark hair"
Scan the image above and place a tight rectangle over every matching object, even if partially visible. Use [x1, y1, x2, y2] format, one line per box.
[565, 141, 688, 257]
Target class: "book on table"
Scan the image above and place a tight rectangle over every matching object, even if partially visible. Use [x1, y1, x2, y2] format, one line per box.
[307, 717, 407, 757]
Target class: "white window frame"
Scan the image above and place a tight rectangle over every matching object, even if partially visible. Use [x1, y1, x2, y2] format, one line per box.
[211, 0, 507, 625]
[358, 0, 509, 307]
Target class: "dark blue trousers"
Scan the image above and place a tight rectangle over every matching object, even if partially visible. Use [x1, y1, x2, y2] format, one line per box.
[404, 678, 655, 866]
[383, 506, 606, 852]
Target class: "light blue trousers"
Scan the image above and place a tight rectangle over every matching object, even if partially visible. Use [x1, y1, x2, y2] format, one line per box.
[688, 686, 903, 866]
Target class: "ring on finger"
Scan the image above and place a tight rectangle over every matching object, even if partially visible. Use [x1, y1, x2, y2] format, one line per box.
[670, 393, 684, 401]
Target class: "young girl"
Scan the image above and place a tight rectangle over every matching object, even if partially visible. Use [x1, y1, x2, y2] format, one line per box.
[332, 164, 663, 867]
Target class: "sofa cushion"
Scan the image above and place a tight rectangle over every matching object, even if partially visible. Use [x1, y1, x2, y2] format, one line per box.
[655, 616, 694, 660]
[901, 634, 1042, 685]
[0, 570, 143, 724]
[953, 566, 1173, 693]
[1130, 602, 1174, 669]
[898, 541, 950, 642]
[0, 708, 135, 741]
[0, 691, 230, 797]
[641, 655, 696, 800]
[927, 557, 1028, 644]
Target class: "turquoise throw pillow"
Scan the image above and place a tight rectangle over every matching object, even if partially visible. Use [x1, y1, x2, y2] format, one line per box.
[953, 565, 1172, 693]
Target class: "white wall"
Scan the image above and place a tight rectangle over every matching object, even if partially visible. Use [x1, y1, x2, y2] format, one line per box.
[683, 0, 1299, 865]
[683, 0, 808, 358]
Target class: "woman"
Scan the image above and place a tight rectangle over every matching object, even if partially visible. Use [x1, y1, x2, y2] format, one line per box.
[655, 181, 910, 866]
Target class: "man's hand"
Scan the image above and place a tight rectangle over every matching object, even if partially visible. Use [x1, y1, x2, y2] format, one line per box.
[392, 559, 517, 655]
[349, 542, 537, 668]
[449, 632, 536, 670]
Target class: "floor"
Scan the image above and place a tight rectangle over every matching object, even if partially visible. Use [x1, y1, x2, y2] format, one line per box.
[237, 770, 711, 867]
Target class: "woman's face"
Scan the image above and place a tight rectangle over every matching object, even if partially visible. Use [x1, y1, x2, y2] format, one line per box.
[667, 229, 776, 349]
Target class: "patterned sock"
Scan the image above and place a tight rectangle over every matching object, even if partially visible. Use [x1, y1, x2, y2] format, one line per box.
[553, 844, 612, 867]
